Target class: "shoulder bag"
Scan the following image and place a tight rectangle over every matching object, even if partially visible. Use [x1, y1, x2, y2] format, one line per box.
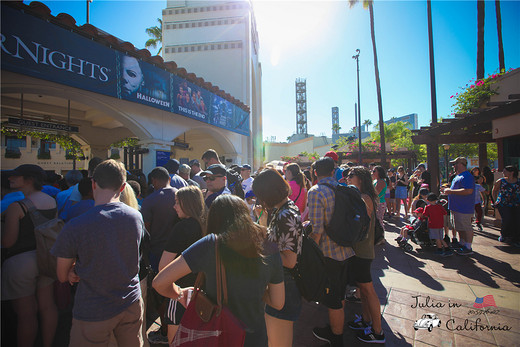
[172, 238, 246, 347]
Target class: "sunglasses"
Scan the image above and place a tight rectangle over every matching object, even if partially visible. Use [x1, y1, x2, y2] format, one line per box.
[203, 175, 224, 181]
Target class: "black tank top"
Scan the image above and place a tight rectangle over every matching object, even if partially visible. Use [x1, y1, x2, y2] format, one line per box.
[4, 202, 57, 259]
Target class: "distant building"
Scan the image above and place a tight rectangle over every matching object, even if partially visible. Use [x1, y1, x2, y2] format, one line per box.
[264, 135, 332, 163]
[162, 0, 262, 168]
[385, 113, 418, 130]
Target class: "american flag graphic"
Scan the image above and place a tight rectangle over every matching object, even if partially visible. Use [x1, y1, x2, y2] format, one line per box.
[473, 295, 497, 308]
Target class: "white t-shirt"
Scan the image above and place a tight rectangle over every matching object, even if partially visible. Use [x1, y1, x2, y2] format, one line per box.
[242, 177, 254, 195]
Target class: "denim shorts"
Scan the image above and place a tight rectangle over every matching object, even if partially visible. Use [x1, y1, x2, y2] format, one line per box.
[265, 268, 302, 321]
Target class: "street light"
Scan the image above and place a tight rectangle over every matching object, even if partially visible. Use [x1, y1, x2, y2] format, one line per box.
[443, 143, 451, 183]
[352, 49, 362, 165]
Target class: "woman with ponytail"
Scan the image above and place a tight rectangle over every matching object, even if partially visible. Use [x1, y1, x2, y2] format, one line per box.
[284, 163, 307, 214]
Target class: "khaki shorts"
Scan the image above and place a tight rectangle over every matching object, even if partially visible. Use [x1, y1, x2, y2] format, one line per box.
[70, 298, 143, 347]
[451, 211, 473, 232]
[1, 250, 54, 301]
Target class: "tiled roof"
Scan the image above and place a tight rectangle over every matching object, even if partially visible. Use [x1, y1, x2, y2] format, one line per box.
[5, 1, 249, 113]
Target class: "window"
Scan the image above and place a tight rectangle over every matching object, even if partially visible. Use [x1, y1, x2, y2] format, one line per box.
[218, 21, 222, 25]
[191, 23, 196, 28]
[191, 46, 195, 51]
[211, 45, 215, 50]
[198, 22, 202, 27]
[231, 43, 235, 48]
[224, 44, 228, 49]
[224, 20, 228, 25]
[169, 10, 172, 15]
[172, 24, 176, 29]
[175, 10, 179, 14]
[181, 9, 185, 14]
[197, 46, 201, 51]
[5, 136, 26, 154]
[184, 47, 189, 52]
[166, 24, 171, 29]
[204, 46, 208, 50]
[40, 139, 55, 152]
[204, 22, 208, 27]
[179, 24, 183, 29]
[217, 44, 221, 49]
[188, 9, 191, 13]
[194, 8, 198, 13]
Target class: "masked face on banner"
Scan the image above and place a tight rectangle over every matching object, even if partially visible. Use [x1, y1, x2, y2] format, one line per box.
[121, 56, 145, 96]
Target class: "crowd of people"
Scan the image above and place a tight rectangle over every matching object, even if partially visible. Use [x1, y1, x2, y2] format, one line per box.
[1, 148, 519, 347]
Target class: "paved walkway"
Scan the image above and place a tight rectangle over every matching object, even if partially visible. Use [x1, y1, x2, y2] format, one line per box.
[294, 214, 520, 346]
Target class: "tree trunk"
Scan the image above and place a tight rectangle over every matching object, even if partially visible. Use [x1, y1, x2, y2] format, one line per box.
[495, 0, 505, 72]
[368, 2, 386, 167]
[477, 0, 485, 80]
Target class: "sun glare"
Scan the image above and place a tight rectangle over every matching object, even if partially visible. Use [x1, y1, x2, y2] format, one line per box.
[253, 1, 335, 66]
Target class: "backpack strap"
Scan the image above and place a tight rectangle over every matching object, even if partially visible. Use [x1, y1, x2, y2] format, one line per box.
[19, 199, 50, 227]
[320, 182, 336, 192]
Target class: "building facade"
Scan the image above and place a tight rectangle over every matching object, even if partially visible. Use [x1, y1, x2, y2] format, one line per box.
[162, 0, 262, 168]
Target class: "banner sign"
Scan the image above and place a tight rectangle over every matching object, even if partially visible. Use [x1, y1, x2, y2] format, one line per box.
[8, 117, 79, 133]
[1, 4, 249, 136]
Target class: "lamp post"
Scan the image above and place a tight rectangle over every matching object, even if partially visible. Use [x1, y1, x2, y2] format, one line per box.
[443, 143, 450, 183]
[352, 49, 362, 165]
[87, 0, 93, 24]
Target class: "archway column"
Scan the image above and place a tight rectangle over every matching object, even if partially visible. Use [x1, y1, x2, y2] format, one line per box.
[139, 139, 175, 174]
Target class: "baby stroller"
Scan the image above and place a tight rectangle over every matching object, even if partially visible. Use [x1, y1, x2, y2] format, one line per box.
[408, 218, 435, 248]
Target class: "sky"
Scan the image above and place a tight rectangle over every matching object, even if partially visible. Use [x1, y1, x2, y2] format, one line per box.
[28, 0, 520, 143]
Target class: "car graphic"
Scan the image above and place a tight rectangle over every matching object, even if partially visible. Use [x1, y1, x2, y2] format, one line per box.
[414, 313, 441, 332]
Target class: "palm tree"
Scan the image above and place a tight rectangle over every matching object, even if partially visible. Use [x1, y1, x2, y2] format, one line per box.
[332, 123, 342, 134]
[495, 0, 505, 72]
[145, 18, 163, 55]
[477, 0, 485, 79]
[363, 119, 372, 132]
[348, 0, 386, 166]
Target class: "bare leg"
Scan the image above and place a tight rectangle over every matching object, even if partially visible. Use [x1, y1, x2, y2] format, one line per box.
[358, 282, 382, 334]
[265, 314, 293, 347]
[329, 306, 345, 335]
[37, 282, 58, 347]
[395, 199, 401, 216]
[12, 295, 38, 347]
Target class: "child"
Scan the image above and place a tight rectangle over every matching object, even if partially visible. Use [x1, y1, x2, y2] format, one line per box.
[474, 176, 486, 231]
[395, 207, 426, 246]
[423, 193, 453, 256]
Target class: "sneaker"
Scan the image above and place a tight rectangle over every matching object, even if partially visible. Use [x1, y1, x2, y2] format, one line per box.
[395, 236, 403, 242]
[312, 325, 343, 346]
[348, 314, 371, 330]
[434, 249, 444, 255]
[442, 249, 454, 257]
[477, 224, 483, 231]
[357, 327, 385, 344]
[450, 240, 462, 250]
[456, 246, 474, 256]
[147, 330, 168, 345]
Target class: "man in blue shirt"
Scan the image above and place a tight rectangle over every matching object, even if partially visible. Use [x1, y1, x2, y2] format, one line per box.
[441, 157, 475, 255]
[52, 160, 144, 346]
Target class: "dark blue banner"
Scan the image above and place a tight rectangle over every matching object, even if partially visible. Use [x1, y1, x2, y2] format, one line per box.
[0, 4, 249, 136]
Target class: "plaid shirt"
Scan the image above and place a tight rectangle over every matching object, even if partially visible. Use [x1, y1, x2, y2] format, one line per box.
[308, 176, 355, 261]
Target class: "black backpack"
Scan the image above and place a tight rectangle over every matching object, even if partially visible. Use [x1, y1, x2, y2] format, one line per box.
[321, 183, 370, 247]
[291, 224, 331, 302]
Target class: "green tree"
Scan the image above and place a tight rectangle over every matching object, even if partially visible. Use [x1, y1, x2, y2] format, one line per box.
[348, 0, 387, 166]
[363, 119, 372, 131]
[477, 0, 485, 79]
[145, 18, 163, 54]
[332, 123, 342, 134]
[495, 0, 505, 72]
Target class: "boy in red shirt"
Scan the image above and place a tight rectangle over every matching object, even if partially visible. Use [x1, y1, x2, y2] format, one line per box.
[423, 193, 453, 256]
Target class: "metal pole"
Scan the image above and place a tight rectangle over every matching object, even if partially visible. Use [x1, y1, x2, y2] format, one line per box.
[353, 49, 362, 165]
[86, 0, 91, 24]
[427, 0, 437, 124]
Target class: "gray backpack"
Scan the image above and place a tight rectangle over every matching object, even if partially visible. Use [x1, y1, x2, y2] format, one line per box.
[20, 199, 64, 280]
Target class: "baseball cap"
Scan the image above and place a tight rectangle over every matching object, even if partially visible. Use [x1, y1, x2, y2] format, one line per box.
[245, 190, 255, 199]
[449, 157, 468, 166]
[200, 164, 227, 177]
[415, 163, 426, 170]
[324, 151, 339, 162]
[189, 159, 200, 167]
[9, 164, 46, 181]
[241, 164, 252, 171]
[414, 207, 424, 214]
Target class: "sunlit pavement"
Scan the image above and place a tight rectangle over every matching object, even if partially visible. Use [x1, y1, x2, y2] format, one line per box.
[294, 213, 520, 347]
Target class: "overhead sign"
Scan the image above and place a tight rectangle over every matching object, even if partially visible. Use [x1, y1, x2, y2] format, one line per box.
[8, 117, 79, 133]
[1, 4, 249, 136]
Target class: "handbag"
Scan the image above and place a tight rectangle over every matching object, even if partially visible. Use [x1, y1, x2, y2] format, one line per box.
[171, 238, 246, 347]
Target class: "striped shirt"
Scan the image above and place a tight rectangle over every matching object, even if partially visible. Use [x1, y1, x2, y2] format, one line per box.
[308, 176, 355, 261]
